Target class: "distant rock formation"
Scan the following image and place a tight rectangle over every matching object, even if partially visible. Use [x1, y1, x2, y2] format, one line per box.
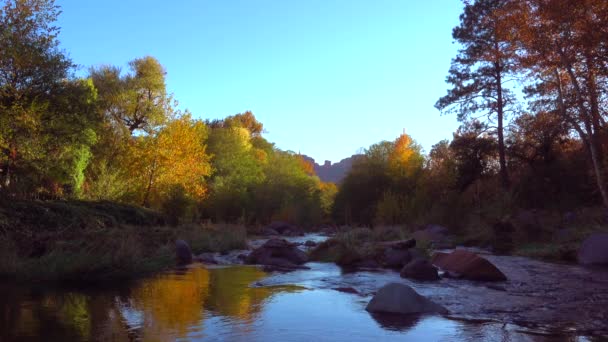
[300, 154, 362, 184]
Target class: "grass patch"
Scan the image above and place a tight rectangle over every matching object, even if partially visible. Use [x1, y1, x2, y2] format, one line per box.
[0, 200, 248, 283]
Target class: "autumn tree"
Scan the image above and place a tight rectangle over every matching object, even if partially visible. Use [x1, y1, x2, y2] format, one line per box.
[0, 0, 74, 193]
[124, 114, 211, 210]
[436, 0, 518, 190]
[510, 0, 608, 207]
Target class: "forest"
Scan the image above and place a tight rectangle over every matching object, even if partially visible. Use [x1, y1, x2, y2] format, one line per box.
[1, 0, 608, 277]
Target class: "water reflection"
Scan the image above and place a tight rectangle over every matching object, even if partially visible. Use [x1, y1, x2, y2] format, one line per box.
[0, 265, 599, 341]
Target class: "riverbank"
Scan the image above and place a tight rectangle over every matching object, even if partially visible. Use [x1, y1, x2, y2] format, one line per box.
[0, 199, 247, 283]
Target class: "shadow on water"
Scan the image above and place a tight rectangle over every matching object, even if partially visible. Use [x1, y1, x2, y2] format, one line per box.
[369, 312, 423, 331]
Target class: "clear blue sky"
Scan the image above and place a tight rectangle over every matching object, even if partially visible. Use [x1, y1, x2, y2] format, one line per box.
[56, 0, 463, 164]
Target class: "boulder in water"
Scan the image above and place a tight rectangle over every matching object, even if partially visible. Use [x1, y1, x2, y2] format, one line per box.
[365, 283, 447, 315]
[432, 250, 507, 281]
[246, 238, 308, 269]
[400, 259, 440, 281]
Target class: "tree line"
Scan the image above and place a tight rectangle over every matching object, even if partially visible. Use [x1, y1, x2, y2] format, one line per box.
[333, 0, 608, 229]
[0, 0, 336, 226]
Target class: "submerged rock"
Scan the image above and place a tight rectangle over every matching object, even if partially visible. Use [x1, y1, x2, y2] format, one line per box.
[333, 287, 359, 294]
[432, 250, 507, 281]
[175, 239, 193, 265]
[578, 233, 608, 265]
[365, 283, 447, 315]
[400, 259, 440, 281]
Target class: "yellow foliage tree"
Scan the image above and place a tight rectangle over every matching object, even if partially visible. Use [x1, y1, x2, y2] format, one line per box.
[126, 114, 211, 208]
[388, 133, 423, 178]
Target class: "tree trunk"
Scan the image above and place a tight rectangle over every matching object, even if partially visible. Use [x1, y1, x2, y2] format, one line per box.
[495, 61, 510, 190]
[142, 157, 157, 208]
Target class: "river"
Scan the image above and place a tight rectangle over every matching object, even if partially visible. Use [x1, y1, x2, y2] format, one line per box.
[1, 234, 606, 341]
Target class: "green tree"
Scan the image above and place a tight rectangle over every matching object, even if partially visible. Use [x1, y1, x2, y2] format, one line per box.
[90, 56, 172, 136]
[0, 0, 74, 192]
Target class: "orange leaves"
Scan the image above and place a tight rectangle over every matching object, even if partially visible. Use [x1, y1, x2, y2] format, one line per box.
[388, 133, 423, 178]
[297, 156, 316, 176]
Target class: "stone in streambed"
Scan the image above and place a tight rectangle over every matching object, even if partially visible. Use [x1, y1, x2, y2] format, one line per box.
[432, 249, 507, 281]
[246, 238, 308, 270]
[365, 283, 447, 315]
[400, 259, 440, 281]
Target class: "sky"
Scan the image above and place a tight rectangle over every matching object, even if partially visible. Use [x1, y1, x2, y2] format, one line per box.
[56, 0, 463, 164]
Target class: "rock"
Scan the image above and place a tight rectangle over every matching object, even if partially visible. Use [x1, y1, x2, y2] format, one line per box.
[365, 283, 448, 315]
[432, 250, 507, 281]
[333, 287, 359, 294]
[383, 247, 412, 269]
[260, 227, 279, 236]
[246, 238, 308, 269]
[578, 233, 608, 265]
[175, 239, 193, 265]
[304, 240, 317, 247]
[195, 252, 217, 264]
[267, 221, 299, 234]
[400, 259, 440, 281]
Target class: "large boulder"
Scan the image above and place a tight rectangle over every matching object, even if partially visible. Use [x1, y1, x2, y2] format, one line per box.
[400, 259, 440, 281]
[578, 233, 608, 265]
[432, 250, 507, 281]
[246, 238, 308, 269]
[365, 283, 447, 315]
[175, 239, 193, 265]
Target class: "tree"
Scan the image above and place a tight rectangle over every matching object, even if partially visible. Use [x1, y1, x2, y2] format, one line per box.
[124, 114, 211, 208]
[90, 56, 172, 136]
[0, 0, 73, 192]
[436, 0, 518, 190]
[202, 126, 265, 221]
[510, 0, 608, 207]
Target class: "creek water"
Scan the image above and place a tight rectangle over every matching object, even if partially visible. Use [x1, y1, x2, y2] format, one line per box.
[1, 235, 606, 341]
